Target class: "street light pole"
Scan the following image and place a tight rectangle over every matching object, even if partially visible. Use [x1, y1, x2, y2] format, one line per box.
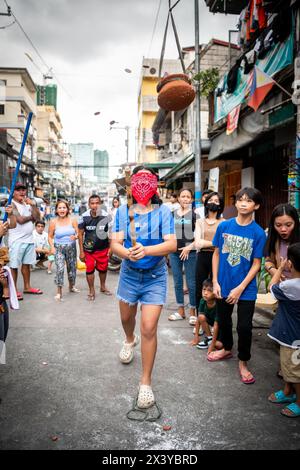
[125, 126, 129, 164]
[110, 122, 130, 164]
[194, 0, 202, 208]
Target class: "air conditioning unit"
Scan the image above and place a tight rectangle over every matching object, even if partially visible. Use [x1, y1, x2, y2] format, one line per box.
[168, 143, 179, 153]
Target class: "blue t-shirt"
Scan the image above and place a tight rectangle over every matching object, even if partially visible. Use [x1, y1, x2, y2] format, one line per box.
[212, 218, 266, 300]
[113, 204, 175, 269]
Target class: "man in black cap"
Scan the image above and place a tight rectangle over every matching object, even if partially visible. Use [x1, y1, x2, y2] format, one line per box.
[8, 182, 43, 300]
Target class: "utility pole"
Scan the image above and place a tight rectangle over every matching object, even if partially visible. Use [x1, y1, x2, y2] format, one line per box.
[171, 111, 175, 161]
[125, 126, 129, 163]
[194, 0, 202, 207]
[110, 122, 130, 164]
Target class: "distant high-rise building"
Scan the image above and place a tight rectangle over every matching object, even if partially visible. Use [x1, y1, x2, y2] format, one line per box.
[69, 143, 94, 180]
[37, 84, 57, 109]
[94, 150, 109, 183]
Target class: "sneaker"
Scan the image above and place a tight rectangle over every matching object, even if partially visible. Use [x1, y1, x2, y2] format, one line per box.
[196, 336, 213, 349]
[193, 326, 204, 335]
[47, 270, 52, 274]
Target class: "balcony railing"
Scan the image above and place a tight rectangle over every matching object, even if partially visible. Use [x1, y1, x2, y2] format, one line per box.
[49, 112, 62, 134]
[4, 86, 36, 114]
[142, 95, 159, 112]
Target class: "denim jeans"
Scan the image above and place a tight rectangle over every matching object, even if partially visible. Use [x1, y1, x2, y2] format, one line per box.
[169, 250, 196, 309]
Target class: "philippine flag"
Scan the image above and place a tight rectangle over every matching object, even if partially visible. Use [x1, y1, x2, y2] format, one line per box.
[247, 66, 274, 112]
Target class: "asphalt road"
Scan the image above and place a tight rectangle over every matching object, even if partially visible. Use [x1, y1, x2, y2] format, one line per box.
[0, 266, 299, 450]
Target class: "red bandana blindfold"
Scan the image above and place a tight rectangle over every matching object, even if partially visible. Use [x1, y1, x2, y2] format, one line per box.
[131, 172, 158, 206]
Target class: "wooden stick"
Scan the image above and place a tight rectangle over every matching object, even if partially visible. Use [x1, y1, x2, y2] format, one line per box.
[125, 168, 137, 247]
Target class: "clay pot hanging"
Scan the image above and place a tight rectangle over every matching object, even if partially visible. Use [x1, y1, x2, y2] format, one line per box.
[157, 74, 196, 112]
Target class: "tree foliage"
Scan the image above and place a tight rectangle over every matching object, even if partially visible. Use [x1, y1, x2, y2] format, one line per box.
[193, 67, 220, 98]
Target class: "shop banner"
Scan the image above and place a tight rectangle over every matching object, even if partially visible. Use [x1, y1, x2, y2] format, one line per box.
[226, 104, 241, 135]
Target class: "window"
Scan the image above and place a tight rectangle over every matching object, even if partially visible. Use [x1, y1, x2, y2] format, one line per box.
[0, 104, 4, 115]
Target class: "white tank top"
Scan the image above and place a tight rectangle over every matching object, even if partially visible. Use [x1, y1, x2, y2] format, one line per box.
[8, 200, 34, 244]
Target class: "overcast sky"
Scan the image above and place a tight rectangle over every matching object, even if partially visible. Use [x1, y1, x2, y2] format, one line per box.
[0, 0, 238, 179]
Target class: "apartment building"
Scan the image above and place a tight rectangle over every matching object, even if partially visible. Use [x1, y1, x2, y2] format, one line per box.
[137, 58, 184, 164]
[0, 67, 37, 192]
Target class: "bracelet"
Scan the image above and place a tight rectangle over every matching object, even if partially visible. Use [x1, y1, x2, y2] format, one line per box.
[265, 265, 275, 273]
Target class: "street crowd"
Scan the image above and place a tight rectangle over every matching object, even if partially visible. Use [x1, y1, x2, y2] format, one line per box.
[0, 166, 300, 418]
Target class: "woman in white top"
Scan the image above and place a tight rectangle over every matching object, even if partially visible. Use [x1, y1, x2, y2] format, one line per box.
[110, 197, 120, 221]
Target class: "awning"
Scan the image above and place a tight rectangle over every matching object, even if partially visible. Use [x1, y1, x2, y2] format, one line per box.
[42, 171, 64, 181]
[143, 162, 176, 170]
[208, 94, 295, 160]
[161, 153, 194, 181]
[205, 0, 248, 14]
[113, 176, 126, 195]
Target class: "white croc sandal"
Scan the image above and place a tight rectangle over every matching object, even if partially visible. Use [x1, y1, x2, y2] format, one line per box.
[189, 315, 197, 326]
[137, 385, 155, 409]
[119, 335, 139, 364]
[168, 312, 185, 321]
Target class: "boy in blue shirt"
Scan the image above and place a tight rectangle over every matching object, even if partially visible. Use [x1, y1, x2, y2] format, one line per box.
[208, 188, 266, 386]
[268, 243, 300, 418]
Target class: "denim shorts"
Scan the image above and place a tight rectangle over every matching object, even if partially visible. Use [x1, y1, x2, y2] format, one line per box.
[116, 260, 168, 306]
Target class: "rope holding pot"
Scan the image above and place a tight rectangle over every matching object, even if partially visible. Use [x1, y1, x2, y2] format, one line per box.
[157, 1, 195, 112]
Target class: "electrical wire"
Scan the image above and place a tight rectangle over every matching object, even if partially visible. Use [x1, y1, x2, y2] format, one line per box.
[0, 19, 15, 29]
[3, 1, 73, 100]
[147, 0, 163, 57]
[5, 6, 51, 71]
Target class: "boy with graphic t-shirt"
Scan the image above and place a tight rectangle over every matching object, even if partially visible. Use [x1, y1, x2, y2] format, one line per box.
[208, 188, 266, 386]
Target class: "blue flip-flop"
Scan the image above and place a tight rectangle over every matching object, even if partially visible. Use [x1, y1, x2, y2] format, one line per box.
[268, 390, 297, 404]
[281, 402, 300, 418]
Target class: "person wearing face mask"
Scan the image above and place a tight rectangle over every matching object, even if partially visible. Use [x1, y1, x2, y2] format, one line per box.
[194, 192, 224, 315]
[265, 204, 300, 289]
[111, 166, 177, 409]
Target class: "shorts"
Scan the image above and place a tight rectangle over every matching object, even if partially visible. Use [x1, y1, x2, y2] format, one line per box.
[84, 248, 109, 274]
[280, 345, 300, 383]
[117, 260, 168, 306]
[200, 311, 217, 327]
[9, 242, 36, 268]
[36, 253, 47, 262]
